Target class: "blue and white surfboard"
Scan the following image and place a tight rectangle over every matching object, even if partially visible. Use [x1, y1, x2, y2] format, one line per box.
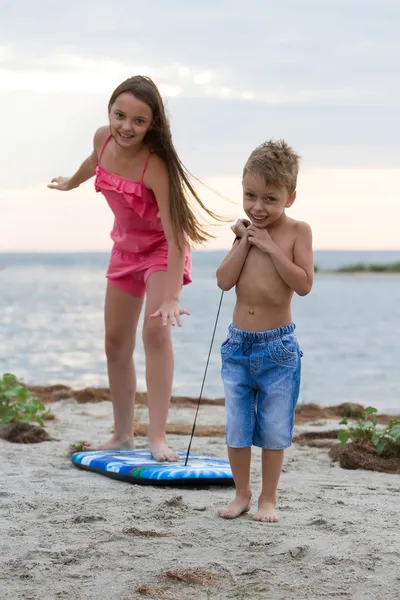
[71, 449, 233, 486]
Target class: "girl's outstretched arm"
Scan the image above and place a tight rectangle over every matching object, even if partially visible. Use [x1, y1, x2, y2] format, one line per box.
[47, 126, 108, 191]
[145, 155, 189, 327]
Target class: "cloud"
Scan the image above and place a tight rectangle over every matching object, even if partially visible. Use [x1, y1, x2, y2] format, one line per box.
[0, 47, 356, 106]
[1, 1, 399, 105]
[0, 87, 399, 193]
[1, 0, 399, 250]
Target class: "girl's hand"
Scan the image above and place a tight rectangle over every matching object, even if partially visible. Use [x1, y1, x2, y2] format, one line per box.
[150, 300, 190, 327]
[231, 219, 251, 238]
[47, 177, 73, 191]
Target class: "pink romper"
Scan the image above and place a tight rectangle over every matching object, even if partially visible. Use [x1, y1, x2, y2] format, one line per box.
[94, 135, 192, 298]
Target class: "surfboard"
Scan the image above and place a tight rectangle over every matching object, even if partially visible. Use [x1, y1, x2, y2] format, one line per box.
[71, 449, 234, 486]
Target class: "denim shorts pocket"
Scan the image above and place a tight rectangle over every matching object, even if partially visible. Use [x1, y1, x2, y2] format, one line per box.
[268, 334, 299, 367]
[221, 338, 240, 361]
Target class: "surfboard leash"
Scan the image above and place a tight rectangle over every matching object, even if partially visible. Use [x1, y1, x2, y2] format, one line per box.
[184, 290, 225, 466]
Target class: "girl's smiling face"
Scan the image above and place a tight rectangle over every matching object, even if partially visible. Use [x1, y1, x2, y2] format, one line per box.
[109, 92, 153, 149]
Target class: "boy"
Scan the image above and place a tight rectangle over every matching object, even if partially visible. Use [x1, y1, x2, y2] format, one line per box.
[216, 140, 313, 522]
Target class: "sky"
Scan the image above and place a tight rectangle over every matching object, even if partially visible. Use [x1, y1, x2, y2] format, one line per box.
[1, 0, 399, 251]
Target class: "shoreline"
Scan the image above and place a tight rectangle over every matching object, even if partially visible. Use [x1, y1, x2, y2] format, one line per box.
[315, 271, 400, 278]
[25, 383, 400, 425]
[315, 271, 400, 277]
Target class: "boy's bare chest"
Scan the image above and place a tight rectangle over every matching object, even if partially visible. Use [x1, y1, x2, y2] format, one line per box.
[237, 234, 294, 298]
[248, 231, 293, 274]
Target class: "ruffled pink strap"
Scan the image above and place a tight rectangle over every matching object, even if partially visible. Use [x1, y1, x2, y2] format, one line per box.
[140, 151, 153, 182]
[98, 134, 111, 161]
[95, 165, 160, 222]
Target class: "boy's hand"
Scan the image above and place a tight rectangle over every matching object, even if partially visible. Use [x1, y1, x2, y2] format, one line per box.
[247, 225, 277, 254]
[231, 219, 251, 238]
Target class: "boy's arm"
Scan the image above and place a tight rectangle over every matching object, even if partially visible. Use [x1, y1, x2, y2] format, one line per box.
[247, 222, 314, 296]
[216, 234, 251, 291]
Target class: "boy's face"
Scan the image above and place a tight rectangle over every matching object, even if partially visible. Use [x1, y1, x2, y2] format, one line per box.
[242, 172, 296, 228]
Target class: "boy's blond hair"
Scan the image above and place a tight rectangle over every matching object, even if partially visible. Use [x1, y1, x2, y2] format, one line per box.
[243, 139, 301, 194]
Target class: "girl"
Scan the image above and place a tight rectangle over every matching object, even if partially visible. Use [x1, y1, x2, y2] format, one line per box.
[48, 75, 220, 461]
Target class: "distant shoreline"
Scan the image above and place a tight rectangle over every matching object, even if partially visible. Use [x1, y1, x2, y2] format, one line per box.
[2, 251, 400, 275]
[2, 249, 400, 256]
[24, 383, 400, 419]
[315, 262, 400, 274]
[315, 271, 400, 278]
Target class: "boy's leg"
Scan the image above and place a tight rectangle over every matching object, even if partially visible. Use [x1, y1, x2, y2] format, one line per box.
[218, 333, 255, 519]
[253, 331, 301, 522]
[218, 447, 252, 519]
[253, 449, 284, 522]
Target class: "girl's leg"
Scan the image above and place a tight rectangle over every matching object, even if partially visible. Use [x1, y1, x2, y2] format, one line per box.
[142, 271, 178, 462]
[218, 447, 252, 519]
[84, 282, 143, 450]
[253, 449, 284, 523]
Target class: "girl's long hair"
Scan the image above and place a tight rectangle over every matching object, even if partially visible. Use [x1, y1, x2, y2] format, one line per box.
[109, 76, 226, 246]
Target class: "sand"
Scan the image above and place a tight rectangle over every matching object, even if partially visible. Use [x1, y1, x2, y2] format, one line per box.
[1, 399, 399, 600]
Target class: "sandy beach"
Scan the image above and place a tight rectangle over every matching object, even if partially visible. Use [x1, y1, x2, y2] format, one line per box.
[1, 394, 399, 600]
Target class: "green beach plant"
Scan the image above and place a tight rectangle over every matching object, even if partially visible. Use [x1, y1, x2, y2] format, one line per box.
[0, 373, 52, 427]
[68, 440, 88, 455]
[339, 406, 400, 457]
[337, 262, 400, 273]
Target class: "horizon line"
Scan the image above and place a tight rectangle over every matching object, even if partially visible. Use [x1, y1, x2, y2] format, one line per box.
[1, 248, 400, 254]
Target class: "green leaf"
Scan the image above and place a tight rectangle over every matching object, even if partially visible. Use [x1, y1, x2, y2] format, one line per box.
[376, 439, 388, 456]
[2, 414, 15, 424]
[33, 401, 45, 412]
[3, 373, 17, 386]
[390, 427, 400, 442]
[17, 387, 29, 401]
[4, 389, 18, 401]
[339, 417, 348, 425]
[338, 429, 352, 447]
[365, 406, 378, 415]
[0, 372, 49, 427]
[361, 421, 375, 430]
[371, 431, 382, 446]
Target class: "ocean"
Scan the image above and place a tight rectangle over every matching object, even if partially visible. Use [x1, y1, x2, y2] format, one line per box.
[1, 250, 400, 412]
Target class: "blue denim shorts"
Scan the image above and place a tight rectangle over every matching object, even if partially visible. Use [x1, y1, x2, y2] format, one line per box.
[221, 323, 302, 450]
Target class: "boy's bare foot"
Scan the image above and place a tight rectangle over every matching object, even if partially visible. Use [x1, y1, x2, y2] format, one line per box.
[217, 492, 252, 519]
[148, 441, 180, 462]
[252, 498, 279, 523]
[82, 436, 134, 452]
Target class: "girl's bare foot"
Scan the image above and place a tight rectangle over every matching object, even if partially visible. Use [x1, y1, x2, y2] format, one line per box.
[252, 498, 279, 523]
[217, 492, 252, 519]
[148, 441, 180, 462]
[82, 436, 134, 452]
